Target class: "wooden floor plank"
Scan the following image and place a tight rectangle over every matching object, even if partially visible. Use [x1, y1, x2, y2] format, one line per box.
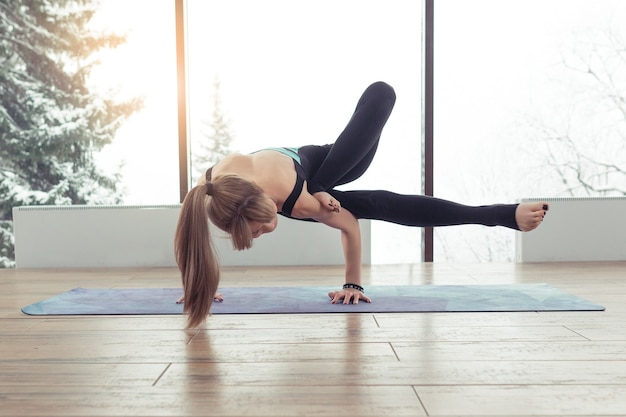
[0, 363, 167, 387]
[157, 360, 626, 387]
[0, 385, 425, 417]
[191, 324, 585, 344]
[0, 332, 397, 364]
[416, 385, 626, 416]
[392, 340, 626, 361]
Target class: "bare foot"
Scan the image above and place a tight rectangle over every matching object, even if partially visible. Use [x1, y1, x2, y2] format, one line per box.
[516, 202, 549, 232]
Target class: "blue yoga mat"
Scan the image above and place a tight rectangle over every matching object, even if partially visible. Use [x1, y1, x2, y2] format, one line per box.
[21, 284, 604, 315]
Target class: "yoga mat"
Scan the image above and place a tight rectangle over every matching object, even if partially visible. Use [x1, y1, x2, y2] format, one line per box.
[21, 284, 604, 316]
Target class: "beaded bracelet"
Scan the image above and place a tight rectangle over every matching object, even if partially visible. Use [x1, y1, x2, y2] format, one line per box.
[343, 283, 364, 293]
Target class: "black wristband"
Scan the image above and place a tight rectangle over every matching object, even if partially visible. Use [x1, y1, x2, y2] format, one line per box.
[343, 283, 364, 293]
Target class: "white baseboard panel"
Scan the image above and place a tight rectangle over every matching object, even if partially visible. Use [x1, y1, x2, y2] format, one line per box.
[13, 205, 370, 268]
[516, 197, 626, 262]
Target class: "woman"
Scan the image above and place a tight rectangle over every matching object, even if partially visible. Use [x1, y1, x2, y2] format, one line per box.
[174, 81, 549, 328]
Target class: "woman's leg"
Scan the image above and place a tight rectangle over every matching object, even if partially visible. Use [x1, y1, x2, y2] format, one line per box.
[302, 81, 396, 194]
[330, 190, 523, 230]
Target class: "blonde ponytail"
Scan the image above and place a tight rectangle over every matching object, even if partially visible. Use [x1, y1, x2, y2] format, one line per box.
[175, 174, 276, 328]
[174, 184, 219, 329]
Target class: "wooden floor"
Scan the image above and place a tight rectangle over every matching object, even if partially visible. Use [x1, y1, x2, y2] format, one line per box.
[1, 262, 625, 417]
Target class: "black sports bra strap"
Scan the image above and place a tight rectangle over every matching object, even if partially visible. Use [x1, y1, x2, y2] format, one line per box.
[280, 161, 305, 216]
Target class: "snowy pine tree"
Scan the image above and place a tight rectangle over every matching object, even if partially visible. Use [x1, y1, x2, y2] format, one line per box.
[0, 0, 142, 267]
[192, 78, 235, 180]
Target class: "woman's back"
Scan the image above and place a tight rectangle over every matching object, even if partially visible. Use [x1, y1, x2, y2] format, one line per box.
[208, 151, 298, 214]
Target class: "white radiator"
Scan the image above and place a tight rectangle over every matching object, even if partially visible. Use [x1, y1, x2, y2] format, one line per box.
[13, 205, 370, 268]
[516, 197, 626, 262]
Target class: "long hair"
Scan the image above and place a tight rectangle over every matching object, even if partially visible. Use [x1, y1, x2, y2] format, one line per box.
[174, 174, 275, 328]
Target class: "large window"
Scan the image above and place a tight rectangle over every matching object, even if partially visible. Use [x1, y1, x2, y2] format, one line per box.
[8, 1, 622, 267]
[433, 0, 626, 261]
[91, 0, 179, 205]
[185, 0, 424, 264]
[0, 0, 179, 267]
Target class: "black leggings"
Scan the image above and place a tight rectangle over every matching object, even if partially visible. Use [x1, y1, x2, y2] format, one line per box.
[297, 81, 520, 230]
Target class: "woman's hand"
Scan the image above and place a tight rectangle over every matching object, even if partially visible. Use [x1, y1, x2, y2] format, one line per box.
[176, 292, 224, 304]
[313, 191, 341, 213]
[328, 288, 371, 304]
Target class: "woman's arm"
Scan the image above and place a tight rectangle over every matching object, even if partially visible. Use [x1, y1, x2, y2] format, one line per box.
[318, 208, 362, 282]
[292, 192, 371, 304]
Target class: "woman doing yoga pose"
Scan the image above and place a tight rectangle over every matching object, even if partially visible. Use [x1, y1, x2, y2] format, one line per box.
[174, 81, 549, 328]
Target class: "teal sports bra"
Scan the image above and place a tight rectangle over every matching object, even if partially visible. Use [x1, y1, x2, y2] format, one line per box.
[254, 147, 301, 164]
[253, 147, 304, 217]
